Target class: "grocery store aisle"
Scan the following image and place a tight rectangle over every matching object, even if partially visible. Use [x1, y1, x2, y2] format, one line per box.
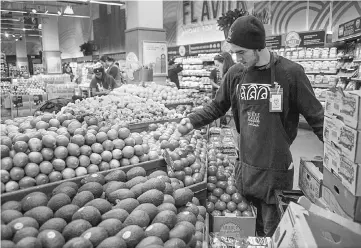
[291, 129, 324, 190]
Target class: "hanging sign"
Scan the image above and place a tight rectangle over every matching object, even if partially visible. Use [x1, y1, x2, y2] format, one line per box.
[189, 41, 222, 55]
[265, 35, 282, 50]
[338, 17, 361, 40]
[285, 31, 301, 48]
[299, 31, 325, 47]
[168, 45, 189, 59]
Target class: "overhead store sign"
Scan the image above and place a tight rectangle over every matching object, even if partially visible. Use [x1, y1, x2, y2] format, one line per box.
[189, 41, 222, 55]
[168, 45, 189, 59]
[285, 32, 301, 48]
[284, 30, 325, 48]
[266, 35, 282, 50]
[338, 17, 361, 40]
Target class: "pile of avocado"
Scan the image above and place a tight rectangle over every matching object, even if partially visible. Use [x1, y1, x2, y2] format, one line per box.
[1, 166, 207, 248]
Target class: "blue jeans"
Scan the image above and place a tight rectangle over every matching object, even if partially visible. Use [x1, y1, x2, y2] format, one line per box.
[247, 196, 280, 237]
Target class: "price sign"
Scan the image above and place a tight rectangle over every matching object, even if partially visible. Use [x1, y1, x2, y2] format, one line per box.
[13, 96, 23, 108]
[163, 149, 175, 172]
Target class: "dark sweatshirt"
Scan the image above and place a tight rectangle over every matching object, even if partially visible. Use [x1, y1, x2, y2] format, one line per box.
[89, 73, 116, 92]
[189, 54, 324, 144]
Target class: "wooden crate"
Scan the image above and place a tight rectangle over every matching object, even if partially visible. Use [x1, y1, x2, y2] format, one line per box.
[1, 159, 166, 203]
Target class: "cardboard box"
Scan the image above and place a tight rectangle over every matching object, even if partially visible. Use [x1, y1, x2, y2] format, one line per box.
[323, 143, 341, 173]
[323, 167, 361, 222]
[338, 124, 361, 164]
[325, 90, 342, 117]
[211, 207, 256, 238]
[323, 116, 342, 145]
[299, 158, 323, 203]
[272, 197, 361, 248]
[340, 90, 361, 130]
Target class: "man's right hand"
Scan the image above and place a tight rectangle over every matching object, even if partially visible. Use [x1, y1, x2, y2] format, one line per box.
[178, 118, 194, 135]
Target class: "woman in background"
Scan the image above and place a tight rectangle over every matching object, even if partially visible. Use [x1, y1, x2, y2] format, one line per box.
[210, 52, 235, 126]
[168, 59, 183, 89]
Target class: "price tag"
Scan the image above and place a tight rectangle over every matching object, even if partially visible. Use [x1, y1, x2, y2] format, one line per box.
[13, 95, 23, 108]
[163, 149, 175, 172]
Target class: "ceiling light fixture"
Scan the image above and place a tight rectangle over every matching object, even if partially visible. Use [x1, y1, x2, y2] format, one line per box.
[5, 32, 9, 37]
[15, 38, 18, 41]
[45, 7, 48, 14]
[64, 5, 74, 15]
[38, 24, 42, 29]
[32, 8, 37, 13]
[57, 8, 62, 16]
[89, 0, 124, 6]
[22, 28, 26, 31]
[12, 34, 16, 37]
[0, 9, 27, 14]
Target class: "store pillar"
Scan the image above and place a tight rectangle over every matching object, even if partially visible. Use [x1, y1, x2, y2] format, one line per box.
[15, 22, 28, 71]
[41, 16, 62, 74]
[125, 1, 167, 83]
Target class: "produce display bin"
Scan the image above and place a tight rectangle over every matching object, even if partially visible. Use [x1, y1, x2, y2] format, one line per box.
[165, 101, 194, 109]
[274, 189, 304, 218]
[1, 158, 165, 203]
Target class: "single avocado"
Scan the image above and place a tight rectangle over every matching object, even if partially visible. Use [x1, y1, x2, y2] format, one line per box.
[12, 227, 38, 244]
[7, 217, 39, 233]
[47, 193, 71, 212]
[1, 224, 13, 240]
[141, 178, 166, 193]
[101, 209, 129, 222]
[14, 237, 42, 248]
[1, 201, 22, 212]
[52, 186, 76, 199]
[176, 211, 197, 225]
[71, 191, 94, 208]
[84, 199, 112, 214]
[169, 223, 193, 244]
[104, 170, 127, 183]
[78, 182, 103, 198]
[96, 236, 127, 248]
[157, 203, 177, 214]
[21, 192, 48, 212]
[126, 167, 146, 181]
[1, 240, 15, 248]
[37, 229, 65, 248]
[81, 173, 105, 185]
[117, 225, 145, 248]
[172, 188, 194, 207]
[148, 170, 167, 179]
[72, 206, 101, 226]
[123, 210, 150, 228]
[104, 181, 127, 197]
[135, 236, 163, 248]
[24, 206, 53, 226]
[54, 204, 80, 223]
[133, 203, 159, 220]
[98, 219, 123, 236]
[80, 226, 108, 247]
[62, 219, 92, 241]
[176, 221, 196, 235]
[137, 189, 164, 206]
[151, 210, 177, 230]
[112, 199, 139, 214]
[63, 237, 93, 248]
[1, 210, 23, 224]
[125, 176, 147, 189]
[145, 223, 170, 242]
[108, 189, 135, 204]
[130, 183, 144, 198]
[39, 218, 67, 233]
[164, 238, 187, 248]
[52, 182, 78, 193]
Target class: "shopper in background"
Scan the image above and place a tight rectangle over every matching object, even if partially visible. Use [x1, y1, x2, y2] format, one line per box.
[179, 16, 324, 237]
[168, 59, 183, 89]
[100, 56, 123, 87]
[210, 52, 235, 98]
[89, 62, 116, 96]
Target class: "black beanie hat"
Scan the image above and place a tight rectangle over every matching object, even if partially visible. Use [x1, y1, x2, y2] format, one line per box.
[226, 15, 266, 50]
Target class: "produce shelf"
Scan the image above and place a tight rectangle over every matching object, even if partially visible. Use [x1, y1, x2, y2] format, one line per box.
[1, 158, 166, 203]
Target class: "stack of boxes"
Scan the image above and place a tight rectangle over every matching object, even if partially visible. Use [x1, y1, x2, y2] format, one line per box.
[322, 89, 361, 223]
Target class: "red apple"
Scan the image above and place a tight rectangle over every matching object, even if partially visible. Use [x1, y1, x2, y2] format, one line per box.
[227, 201, 237, 212]
[226, 185, 237, 195]
[232, 193, 243, 204]
[213, 188, 224, 197]
[215, 201, 227, 211]
[208, 194, 218, 203]
[237, 201, 249, 212]
[207, 183, 216, 192]
[206, 201, 215, 213]
[220, 193, 231, 203]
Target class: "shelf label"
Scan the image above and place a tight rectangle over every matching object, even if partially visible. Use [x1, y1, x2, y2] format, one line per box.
[168, 45, 189, 59]
[338, 17, 361, 40]
[189, 41, 222, 55]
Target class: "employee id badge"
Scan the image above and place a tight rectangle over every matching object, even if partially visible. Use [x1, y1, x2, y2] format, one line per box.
[269, 85, 283, 112]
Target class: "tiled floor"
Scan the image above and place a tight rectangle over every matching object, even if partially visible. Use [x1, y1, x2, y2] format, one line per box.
[290, 128, 324, 189]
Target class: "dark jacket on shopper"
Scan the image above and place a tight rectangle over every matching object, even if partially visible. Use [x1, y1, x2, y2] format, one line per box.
[89, 73, 116, 92]
[107, 64, 123, 86]
[189, 53, 324, 204]
[168, 64, 183, 88]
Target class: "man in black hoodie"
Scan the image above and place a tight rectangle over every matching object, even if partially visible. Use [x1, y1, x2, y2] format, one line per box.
[179, 16, 324, 236]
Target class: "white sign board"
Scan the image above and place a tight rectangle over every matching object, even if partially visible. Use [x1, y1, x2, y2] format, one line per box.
[142, 41, 167, 76]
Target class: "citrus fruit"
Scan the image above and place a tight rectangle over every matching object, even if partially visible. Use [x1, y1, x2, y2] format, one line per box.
[28, 152, 43, 164]
[62, 168, 76, 179]
[10, 167, 25, 181]
[56, 135, 70, 147]
[1, 157, 13, 170]
[71, 135, 85, 146]
[13, 141, 29, 153]
[67, 143, 81, 157]
[80, 145, 92, 156]
[75, 167, 88, 177]
[118, 128, 130, 139]
[13, 152, 29, 168]
[87, 164, 99, 174]
[84, 133, 97, 146]
[28, 138, 43, 152]
[96, 132, 108, 143]
[54, 146, 68, 159]
[49, 171, 63, 182]
[79, 155, 91, 167]
[24, 163, 40, 177]
[52, 159, 66, 171]
[66, 156, 79, 169]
